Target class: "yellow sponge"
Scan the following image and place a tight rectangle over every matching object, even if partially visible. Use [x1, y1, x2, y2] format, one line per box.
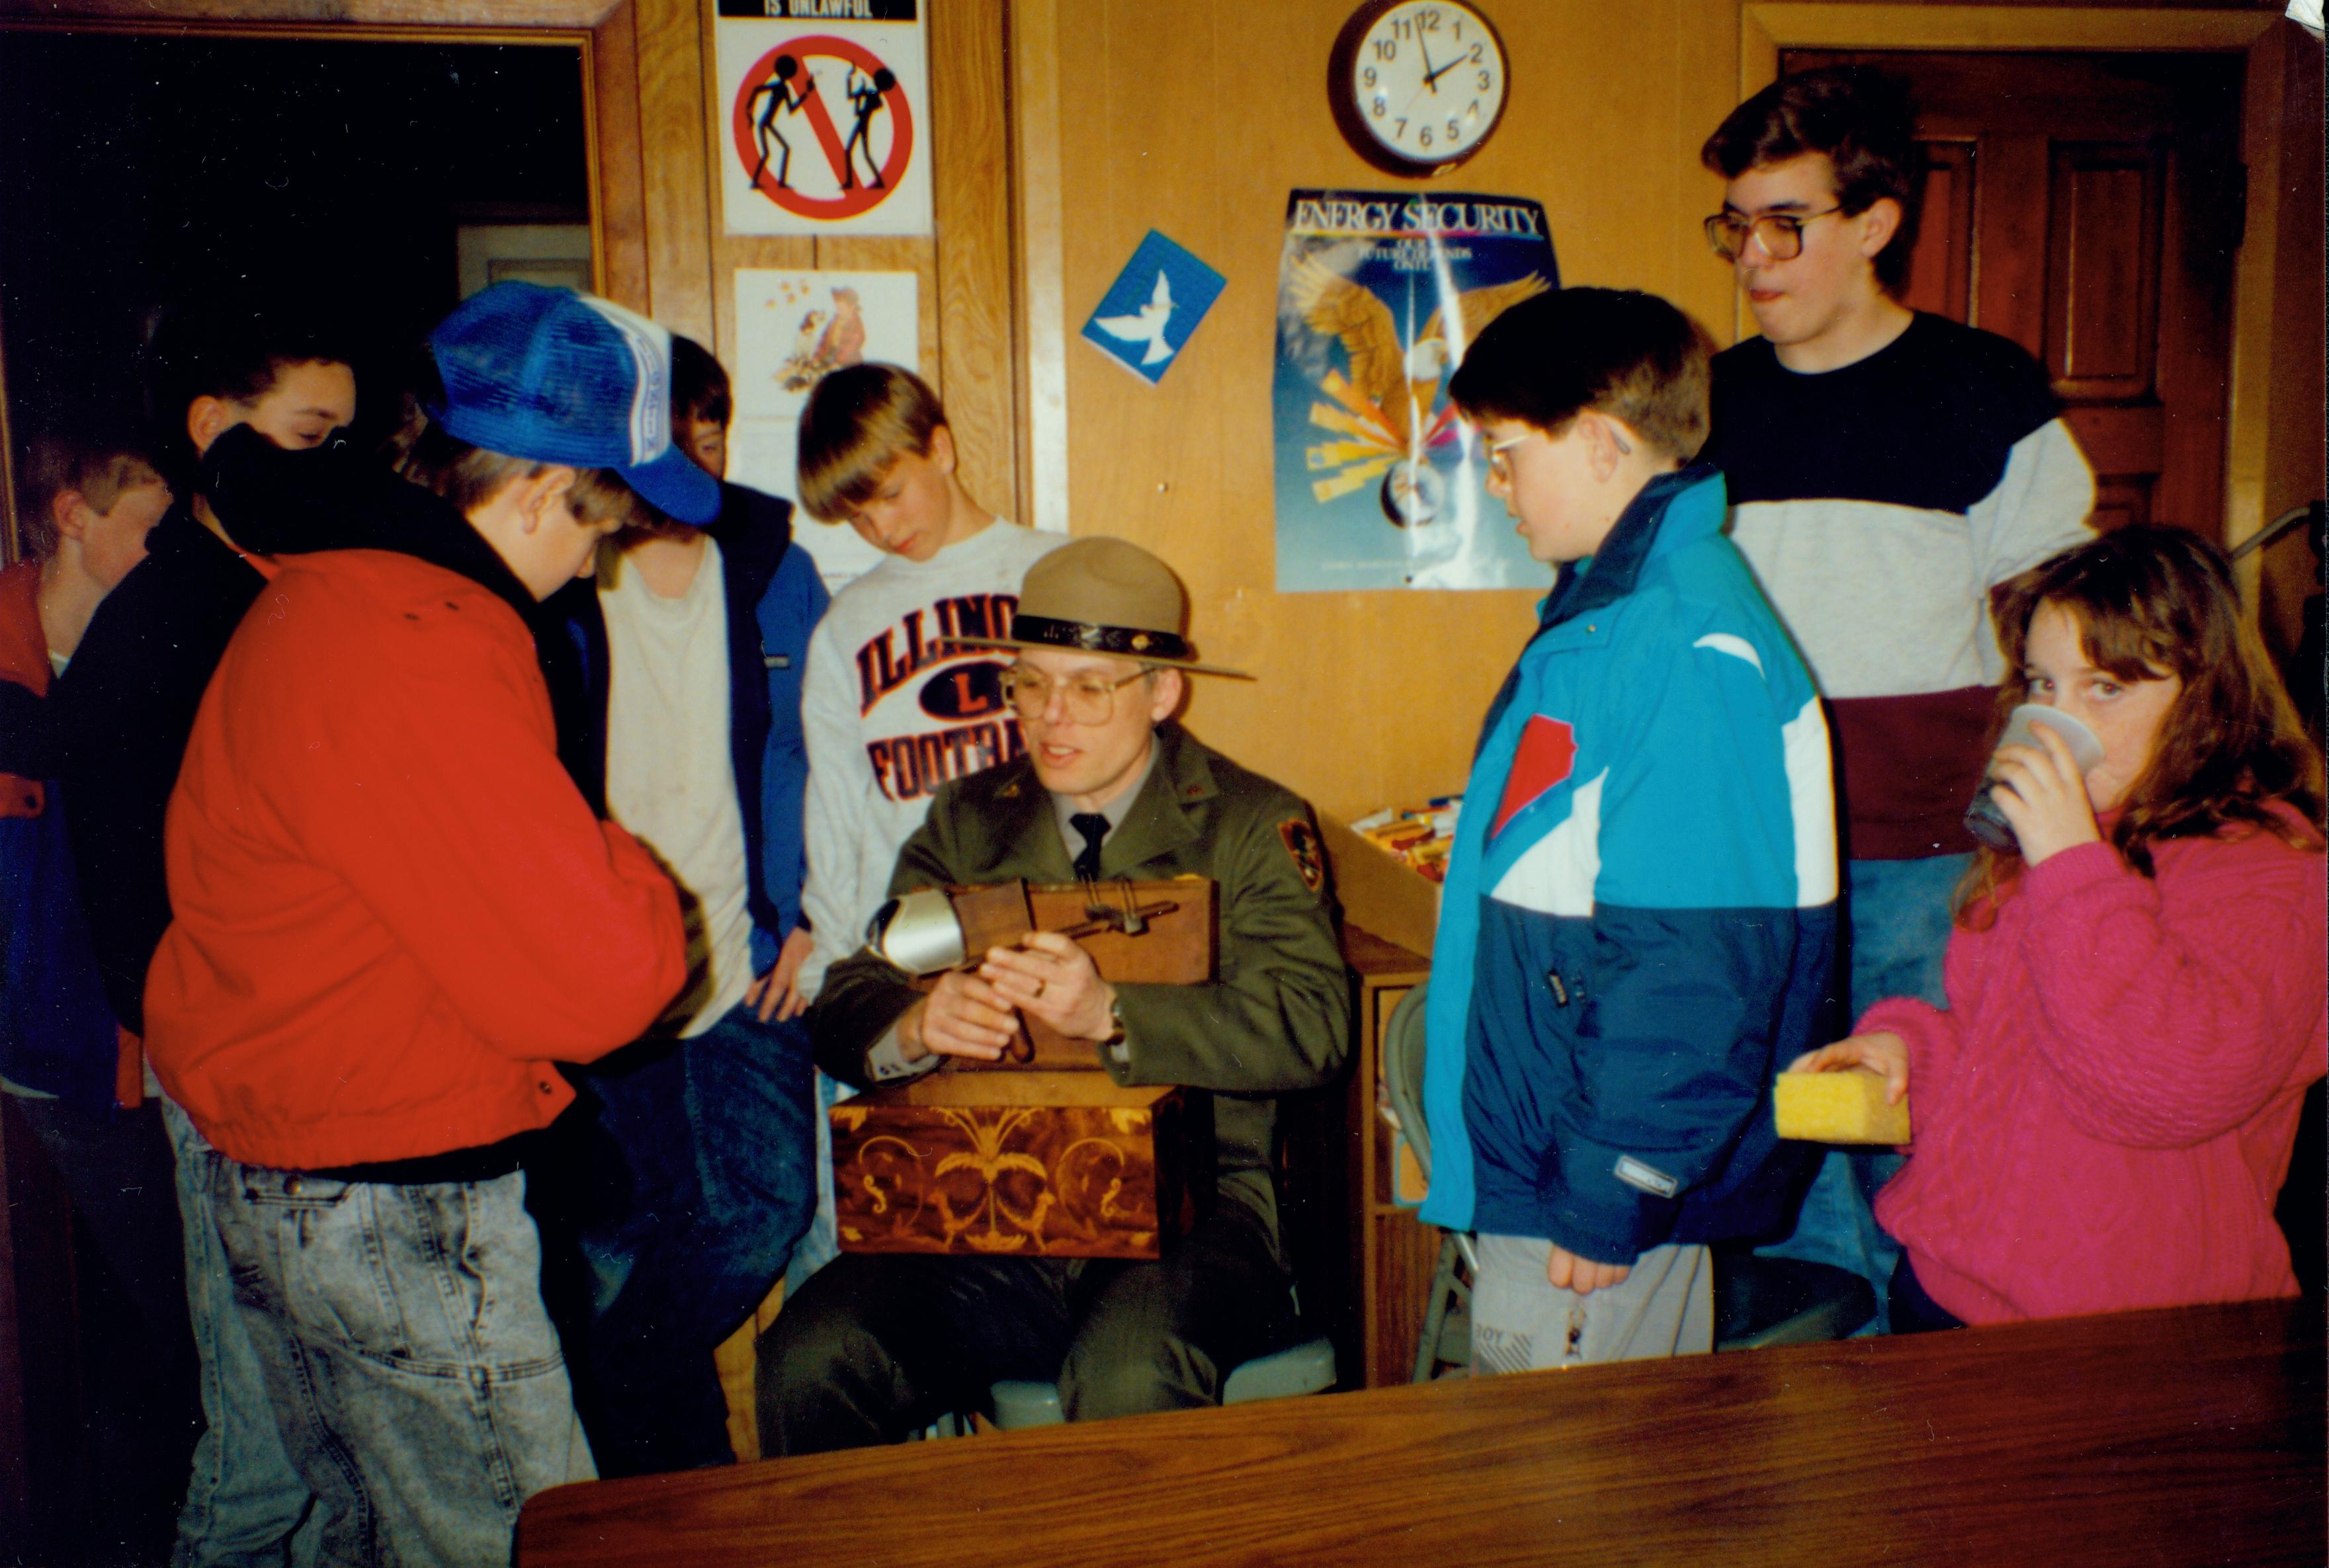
[1774, 1069, 1910, 1145]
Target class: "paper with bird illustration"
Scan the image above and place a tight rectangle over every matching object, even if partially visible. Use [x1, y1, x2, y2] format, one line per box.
[728, 267, 922, 593]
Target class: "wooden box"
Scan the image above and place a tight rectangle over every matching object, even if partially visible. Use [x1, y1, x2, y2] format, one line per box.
[831, 1071, 1207, 1259]
[963, 878, 1215, 1069]
[1318, 813, 1442, 958]
[835, 877, 1218, 1258]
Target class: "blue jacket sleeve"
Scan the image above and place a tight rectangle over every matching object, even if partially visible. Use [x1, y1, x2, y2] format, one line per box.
[1541, 622, 1826, 1261]
[757, 544, 830, 938]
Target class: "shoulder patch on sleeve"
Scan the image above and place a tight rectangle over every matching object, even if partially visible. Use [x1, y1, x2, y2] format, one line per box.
[1277, 816, 1326, 893]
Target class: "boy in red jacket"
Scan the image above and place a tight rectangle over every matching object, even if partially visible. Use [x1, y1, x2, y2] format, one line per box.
[144, 283, 702, 1564]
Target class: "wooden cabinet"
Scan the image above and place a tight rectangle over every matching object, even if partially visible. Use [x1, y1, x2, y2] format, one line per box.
[1345, 929, 1443, 1388]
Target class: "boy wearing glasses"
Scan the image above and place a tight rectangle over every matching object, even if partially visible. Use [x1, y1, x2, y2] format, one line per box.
[758, 537, 1348, 1451]
[1418, 288, 1836, 1368]
[1697, 67, 2094, 1325]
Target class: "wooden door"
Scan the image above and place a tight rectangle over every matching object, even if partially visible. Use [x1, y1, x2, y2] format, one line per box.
[1789, 51, 2246, 539]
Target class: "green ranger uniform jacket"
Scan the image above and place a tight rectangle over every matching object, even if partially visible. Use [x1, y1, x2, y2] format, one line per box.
[812, 720, 1353, 1245]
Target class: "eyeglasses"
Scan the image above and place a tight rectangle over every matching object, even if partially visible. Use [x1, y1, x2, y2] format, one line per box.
[1703, 206, 1843, 262]
[999, 665, 1150, 725]
[1484, 431, 1537, 487]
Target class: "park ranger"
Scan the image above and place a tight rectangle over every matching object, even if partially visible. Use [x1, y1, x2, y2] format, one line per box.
[757, 536, 1351, 1453]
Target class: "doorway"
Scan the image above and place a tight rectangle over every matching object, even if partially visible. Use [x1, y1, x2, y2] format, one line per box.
[1788, 48, 2245, 541]
[0, 27, 597, 561]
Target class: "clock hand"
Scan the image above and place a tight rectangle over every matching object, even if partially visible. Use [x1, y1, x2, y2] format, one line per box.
[1422, 52, 1471, 89]
[1417, 36, 1440, 93]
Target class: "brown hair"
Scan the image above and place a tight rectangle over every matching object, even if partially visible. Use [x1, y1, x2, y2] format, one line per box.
[1447, 288, 1712, 462]
[14, 431, 165, 561]
[670, 334, 732, 429]
[1957, 524, 2325, 927]
[795, 362, 948, 523]
[1700, 65, 1921, 294]
[395, 422, 661, 533]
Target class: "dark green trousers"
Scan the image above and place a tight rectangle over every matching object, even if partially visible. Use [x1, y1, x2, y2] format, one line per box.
[757, 1202, 1296, 1454]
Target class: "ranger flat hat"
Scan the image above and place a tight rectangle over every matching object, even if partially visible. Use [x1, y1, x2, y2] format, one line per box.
[947, 536, 1250, 677]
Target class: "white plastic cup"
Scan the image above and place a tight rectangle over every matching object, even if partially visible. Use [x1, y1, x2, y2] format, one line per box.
[1963, 703, 2107, 851]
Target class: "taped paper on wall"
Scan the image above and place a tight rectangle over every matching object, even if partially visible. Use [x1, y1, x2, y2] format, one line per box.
[729, 266, 921, 589]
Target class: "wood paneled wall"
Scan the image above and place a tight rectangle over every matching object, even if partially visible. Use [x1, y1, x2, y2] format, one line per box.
[1025, 0, 1742, 820]
[2244, 21, 2324, 663]
[1013, 1, 2314, 820]
[605, 0, 1020, 525]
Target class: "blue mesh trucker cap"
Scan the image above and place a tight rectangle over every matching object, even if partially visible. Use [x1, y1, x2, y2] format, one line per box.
[426, 282, 720, 526]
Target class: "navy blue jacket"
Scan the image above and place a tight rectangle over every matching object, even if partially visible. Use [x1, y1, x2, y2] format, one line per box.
[52, 503, 272, 1036]
[1421, 468, 1839, 1260]
[550, 481, 827, 952]
[2, 561, 122, 1117]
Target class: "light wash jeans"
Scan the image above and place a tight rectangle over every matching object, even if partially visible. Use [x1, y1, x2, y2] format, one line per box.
[208, 1159, 593, 1568]
[1756, 852, 1969, 1333]
[161, 1096, 317, 1568]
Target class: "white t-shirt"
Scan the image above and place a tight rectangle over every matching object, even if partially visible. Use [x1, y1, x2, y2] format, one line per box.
[601, 539, 757, 1036]
[798, 520, 1066, 997]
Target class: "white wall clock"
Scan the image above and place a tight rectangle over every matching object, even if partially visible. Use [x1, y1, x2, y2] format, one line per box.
[1328, 0, 1510, 178]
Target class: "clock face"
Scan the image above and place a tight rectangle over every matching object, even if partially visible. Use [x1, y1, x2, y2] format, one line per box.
[1343, 1, 1507, 173]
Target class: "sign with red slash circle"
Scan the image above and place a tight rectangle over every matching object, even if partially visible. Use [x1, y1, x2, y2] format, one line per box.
[731, 35, 915, 221]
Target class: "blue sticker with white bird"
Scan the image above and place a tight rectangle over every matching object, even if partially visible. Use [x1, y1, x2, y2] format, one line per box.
[1080, 230, 1226, 385]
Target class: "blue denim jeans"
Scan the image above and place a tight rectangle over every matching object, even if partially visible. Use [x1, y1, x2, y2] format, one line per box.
[566, 1001, 816, 1475]
[207, 1159, 593, 1568]
[1757, 853, 1968, 1333]
[161, 1096, 319, 1568]
[782, 1069, 847, 1297]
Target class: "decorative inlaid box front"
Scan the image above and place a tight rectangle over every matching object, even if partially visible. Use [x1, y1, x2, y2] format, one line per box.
[831, 1072, 1199, 1259]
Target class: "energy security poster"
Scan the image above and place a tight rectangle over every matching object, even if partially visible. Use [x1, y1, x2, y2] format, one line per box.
[1273, 189, 1558, 591]
[714, 1, 933, 238]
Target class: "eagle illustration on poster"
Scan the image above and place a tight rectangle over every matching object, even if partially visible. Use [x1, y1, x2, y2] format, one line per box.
[1287, 257, 1548, 509]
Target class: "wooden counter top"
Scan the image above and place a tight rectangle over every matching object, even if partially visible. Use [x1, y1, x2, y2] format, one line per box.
[521, 1297, 2324, 1567]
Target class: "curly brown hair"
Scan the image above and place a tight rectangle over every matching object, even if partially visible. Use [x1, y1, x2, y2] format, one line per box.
[1957, 525, 2324, 927]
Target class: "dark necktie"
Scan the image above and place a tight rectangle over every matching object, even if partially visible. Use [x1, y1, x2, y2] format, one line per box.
[1070, 812, 1111, 882]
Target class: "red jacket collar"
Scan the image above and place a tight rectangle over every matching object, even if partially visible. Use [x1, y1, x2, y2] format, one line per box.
[0, 559, 50, 696]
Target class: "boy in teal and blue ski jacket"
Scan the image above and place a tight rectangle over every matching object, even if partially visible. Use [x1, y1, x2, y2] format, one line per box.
[1420, 289, 1838, 1366]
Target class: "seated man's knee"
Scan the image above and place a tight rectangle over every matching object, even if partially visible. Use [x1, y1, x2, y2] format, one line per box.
[1058, 1329, 1216, 1423]
[753, 1262, 914, 1455]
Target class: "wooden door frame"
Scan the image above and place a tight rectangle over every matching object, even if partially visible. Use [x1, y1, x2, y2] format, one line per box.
[1008, 0, 1070, 539]
[1738, 5, 2299, 567]
[0, 0, 658, 563]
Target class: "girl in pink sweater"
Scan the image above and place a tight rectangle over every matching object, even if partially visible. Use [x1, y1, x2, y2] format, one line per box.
[1793, 525, 2326, 1329]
